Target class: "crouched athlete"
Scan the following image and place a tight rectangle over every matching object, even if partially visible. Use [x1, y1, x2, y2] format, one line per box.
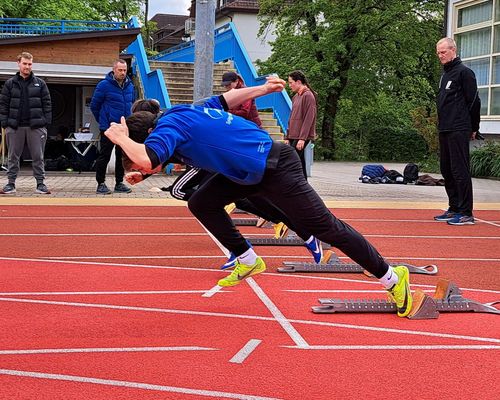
[105, 76, 413, 317]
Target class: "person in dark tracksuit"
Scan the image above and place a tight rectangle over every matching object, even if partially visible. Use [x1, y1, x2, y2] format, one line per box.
[91, 59, 135, 195]
[105, 77, 413, 318]
[435, 37, 481, 226]
[0, 52, 52, 195]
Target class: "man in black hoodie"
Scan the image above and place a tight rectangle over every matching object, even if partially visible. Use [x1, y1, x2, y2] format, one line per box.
[434, 37, 481, 225]
[0, 52, 52, 194]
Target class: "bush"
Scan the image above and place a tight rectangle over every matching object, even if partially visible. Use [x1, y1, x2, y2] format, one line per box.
[365, 126, 428, 161]
[418, 152, 440, 173]
[333, 93, 429, 162]
[470, 141, 500, 178]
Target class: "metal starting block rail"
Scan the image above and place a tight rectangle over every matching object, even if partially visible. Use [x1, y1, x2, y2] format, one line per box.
[232, 218, 259, 226]
[247, 232, 331, 248]
[232, 218, 279, 228]
[278, 250, 438, 275]
[311, 279, 500, 319]
[248, 236, 307, 246]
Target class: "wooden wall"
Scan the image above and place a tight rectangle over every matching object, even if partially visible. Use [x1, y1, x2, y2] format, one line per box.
[0, 37, 125, 66]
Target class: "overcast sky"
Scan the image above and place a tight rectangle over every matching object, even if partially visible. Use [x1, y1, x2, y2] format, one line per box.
[148, 0, 191, 17]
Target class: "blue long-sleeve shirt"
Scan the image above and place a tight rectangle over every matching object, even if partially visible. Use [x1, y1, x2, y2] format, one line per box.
[144, 96, 273, 185]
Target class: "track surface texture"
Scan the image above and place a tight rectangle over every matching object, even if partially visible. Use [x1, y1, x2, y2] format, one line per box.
[0, 205, 498, 400]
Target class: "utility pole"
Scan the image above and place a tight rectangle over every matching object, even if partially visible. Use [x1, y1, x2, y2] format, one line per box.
[193, 0, 216, 102]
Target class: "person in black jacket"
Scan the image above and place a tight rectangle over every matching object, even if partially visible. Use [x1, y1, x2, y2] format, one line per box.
[0, 52, 52, 194]
[434, 37, 481, 225]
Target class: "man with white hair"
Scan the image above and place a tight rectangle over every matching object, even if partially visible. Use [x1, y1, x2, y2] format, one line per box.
[434, 37, 481, 225]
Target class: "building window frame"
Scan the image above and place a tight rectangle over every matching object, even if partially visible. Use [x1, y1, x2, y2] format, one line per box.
[453, 0, 496, 117]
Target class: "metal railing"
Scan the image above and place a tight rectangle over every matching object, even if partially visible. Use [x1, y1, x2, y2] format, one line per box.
[150, 22, 291, 131]
[0, 18, 126, 37]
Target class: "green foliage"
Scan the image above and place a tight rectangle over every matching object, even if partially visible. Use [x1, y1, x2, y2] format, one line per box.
[418, 152, 440, 174]
[333, 93, 428, 161]
[410, 106, 439, 155]
[257, 0, 445, 161]
[0, 0, 144, 21]
[470, 141, 500, 178]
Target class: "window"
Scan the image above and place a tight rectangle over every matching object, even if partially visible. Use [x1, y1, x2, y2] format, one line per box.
[454, 0, 497, 116]
[458, 0, 492, 27]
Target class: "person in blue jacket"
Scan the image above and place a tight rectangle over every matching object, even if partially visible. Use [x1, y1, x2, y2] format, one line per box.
[90, 59, 135, 194]
[104, 76, 413, 318]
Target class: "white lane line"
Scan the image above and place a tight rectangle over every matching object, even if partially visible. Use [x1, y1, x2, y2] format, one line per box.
[1, 215, 498, 224]
[0, 216, 194, 220]
[247, 278, 309, 348]
[475, 218, 500, 228]
[202, 285, 224, 298]
[197, 220, 230, 257]
[0, 297, 498, 344]
[229, 339, 262, 364]
[0, 256, 226, 273]
[0, 346, 217, 355]
[0, 290, 227, 296]
[1, 256, 498, 295]
[268, 272, 500, 295]
[41, 255, 500, 262]
[43, 255, 307, 260]
[284, 289, 435, 294]
[284, 345, 500, 350]
[3, 232, 499, 239]
[385, 256, 500, 262]
[0, 233, 205, 236]
[366, 234, 500, 240]
[0, 369, 282, 400]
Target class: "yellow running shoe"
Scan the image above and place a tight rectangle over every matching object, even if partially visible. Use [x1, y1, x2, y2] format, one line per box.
[273, 222, 289, 239]
[387, 266, 413, 317]
[217, 257, 266, 287]
[224, 203, 236, 214]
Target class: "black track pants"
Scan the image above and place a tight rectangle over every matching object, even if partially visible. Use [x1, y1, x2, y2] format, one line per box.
[188, 143, 389, 278]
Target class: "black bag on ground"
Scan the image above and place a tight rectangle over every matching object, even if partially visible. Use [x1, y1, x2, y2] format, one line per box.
[382, 169, 404, 184]
[403, 163, 419, 183]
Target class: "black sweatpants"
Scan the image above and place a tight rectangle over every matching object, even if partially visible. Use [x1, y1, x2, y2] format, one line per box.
[95, 131, 125, 185]
[170, 166, 213, 201]
[439, 130, 473, 216]
[188, 142, 389, 278]
[289, 139, 310, 180]
[171, 165, 310, 240]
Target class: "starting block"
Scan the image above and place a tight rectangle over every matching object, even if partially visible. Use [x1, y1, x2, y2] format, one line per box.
[278, 250, 438, 275]
[311, 279, 500, 319]
[247, 231, 331, 248]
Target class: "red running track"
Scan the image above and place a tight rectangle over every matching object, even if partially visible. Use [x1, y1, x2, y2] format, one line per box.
[0, 205, 498, 400]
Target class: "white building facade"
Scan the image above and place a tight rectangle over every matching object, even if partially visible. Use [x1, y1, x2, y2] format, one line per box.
[448, 0, 500, 136]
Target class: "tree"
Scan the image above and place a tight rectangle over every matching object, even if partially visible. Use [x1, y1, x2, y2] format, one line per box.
[258, 0, 444, 158]
[0, 0, 144, 21]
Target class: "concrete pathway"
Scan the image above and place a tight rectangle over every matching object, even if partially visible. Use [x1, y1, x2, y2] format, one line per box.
[1, 161, 499, 209]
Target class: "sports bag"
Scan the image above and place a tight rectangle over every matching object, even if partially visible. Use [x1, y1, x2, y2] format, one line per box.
[403, 163, 419, 183]
[361, 164, 386, 179]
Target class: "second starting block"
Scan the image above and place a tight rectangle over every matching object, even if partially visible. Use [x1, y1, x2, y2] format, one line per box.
[311, 279, 500, 319]
[278, 250, 438, 275]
